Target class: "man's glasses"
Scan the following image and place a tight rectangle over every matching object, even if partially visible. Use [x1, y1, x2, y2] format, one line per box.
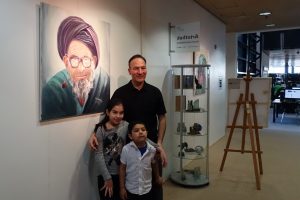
[68, 56, 92, 68]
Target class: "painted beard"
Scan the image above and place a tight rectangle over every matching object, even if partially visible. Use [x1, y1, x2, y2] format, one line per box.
[72, 71, 94, 107]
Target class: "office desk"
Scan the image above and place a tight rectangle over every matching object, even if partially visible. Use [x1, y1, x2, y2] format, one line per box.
[272, 99, 281, 122]
[272, 98, 300, 123]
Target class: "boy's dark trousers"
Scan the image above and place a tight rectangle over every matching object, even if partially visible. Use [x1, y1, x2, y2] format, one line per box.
[126, 190, 152, 200]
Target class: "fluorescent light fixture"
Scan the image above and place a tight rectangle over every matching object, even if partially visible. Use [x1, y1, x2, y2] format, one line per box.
[259, 11, 271, 16]
[265, 23, 275, 27]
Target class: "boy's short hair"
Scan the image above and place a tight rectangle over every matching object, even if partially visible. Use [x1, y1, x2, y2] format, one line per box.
[128, 120, 147, 134]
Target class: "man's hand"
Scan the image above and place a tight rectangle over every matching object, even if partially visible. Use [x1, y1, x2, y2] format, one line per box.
[89, 133, 98, 150]
[155, 176, 164, 186]
[156, 145, 168, 167]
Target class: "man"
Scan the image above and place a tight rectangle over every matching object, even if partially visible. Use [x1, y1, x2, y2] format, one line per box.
[90, 54, 167, 200]
[41, 16, 110, 121]
[112, 54, 167, 147]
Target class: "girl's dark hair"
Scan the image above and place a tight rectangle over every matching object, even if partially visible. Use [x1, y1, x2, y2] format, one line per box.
[93, 98, 123, 132]
[127, 120, 147, 135]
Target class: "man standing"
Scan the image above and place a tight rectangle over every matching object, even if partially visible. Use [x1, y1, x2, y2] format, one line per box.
[112, 55, 167, 148]
[91, 54, 166, 200]
[41, 16, 110, 121]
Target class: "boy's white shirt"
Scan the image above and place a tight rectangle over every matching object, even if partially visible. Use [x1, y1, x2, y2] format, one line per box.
[120, 141, 156, 195]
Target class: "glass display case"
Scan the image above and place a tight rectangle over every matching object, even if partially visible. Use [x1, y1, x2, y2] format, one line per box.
[170, 64, 210, 187]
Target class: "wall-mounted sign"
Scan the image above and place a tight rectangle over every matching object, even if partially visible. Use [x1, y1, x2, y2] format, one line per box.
[172, 22, 200, 52]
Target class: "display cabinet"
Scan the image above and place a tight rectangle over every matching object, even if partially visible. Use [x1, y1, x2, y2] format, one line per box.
[170, 64, 210, 187]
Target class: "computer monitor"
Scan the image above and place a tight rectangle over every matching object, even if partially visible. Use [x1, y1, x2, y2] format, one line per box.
[285, 89, 300, 99]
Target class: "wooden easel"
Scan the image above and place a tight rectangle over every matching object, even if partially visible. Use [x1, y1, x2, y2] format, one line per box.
[219, 71, 263, 190]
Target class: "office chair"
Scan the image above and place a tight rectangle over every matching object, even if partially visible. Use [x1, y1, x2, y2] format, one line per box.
[280, 98, 298, 123]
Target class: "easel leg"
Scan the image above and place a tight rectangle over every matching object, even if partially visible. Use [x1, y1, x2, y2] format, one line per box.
[219, 126, 233, 171]
[247, 113, 261, 190]
[255, 132, 263, 175]
[251, 94, 263, 174]
[220, 94, 243, 171]
[241, 103, 248, 153]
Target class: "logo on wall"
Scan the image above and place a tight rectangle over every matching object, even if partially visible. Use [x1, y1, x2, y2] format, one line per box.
[39, 3, 110, 121]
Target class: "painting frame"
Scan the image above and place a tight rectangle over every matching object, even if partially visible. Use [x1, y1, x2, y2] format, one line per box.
[39, 2, 110, 121]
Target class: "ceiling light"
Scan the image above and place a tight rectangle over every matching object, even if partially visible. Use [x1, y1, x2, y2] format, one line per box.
[265, 23, 275, 27]
[259, 11, 271, 16]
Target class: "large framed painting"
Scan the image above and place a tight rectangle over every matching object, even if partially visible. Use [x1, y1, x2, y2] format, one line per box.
[39, 3, 110, 121]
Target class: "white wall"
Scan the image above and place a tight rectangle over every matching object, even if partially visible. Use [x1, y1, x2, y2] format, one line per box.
[226, 33, 238, 78]
[0, 0, 226, 199]
[0, 0, 140, 200]
[140, 0, 227, 176]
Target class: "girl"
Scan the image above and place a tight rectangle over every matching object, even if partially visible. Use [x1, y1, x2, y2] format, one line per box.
[94, 98, 128, 200]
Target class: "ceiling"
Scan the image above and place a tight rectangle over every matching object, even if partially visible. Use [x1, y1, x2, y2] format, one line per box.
[194, 0, 300, 68]
[194, 0, 300, 33]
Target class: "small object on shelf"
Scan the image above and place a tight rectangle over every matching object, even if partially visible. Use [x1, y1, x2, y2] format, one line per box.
[186, 99, 204, 112]
[188, 126, 200, 135]
[193, 123, 202, 131]
[175, 95, 186, 112]
[174, 75, 181, 89]
[177, 122, 187, 133]
[187, 100, 193, 111]
[185, 148, 195, 152]
[182, 75, 194, 89]
[198, 54, 207, 65]
[194, 145, 204, 155]
[178, 151, 185, 157]
[178, 142, 188, 150]
[193, 167, 201, 178]
[193, 99, 200, 111]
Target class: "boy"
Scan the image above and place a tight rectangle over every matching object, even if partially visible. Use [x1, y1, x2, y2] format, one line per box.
[119, 121, 162, 200]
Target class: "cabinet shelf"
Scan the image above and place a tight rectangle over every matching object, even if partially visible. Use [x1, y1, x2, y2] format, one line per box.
[184, 109, 207, 113]
[174, 132, 207, 136]
[173, 153, 207, 160]
[170, 64, 210, 187]
[170, 172, 209, 187]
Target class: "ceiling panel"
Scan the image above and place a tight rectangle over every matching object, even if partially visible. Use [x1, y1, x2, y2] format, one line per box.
[208, 0, 238, 9]
[194, 0, 300, 32]
[218, 8, 245, 18]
